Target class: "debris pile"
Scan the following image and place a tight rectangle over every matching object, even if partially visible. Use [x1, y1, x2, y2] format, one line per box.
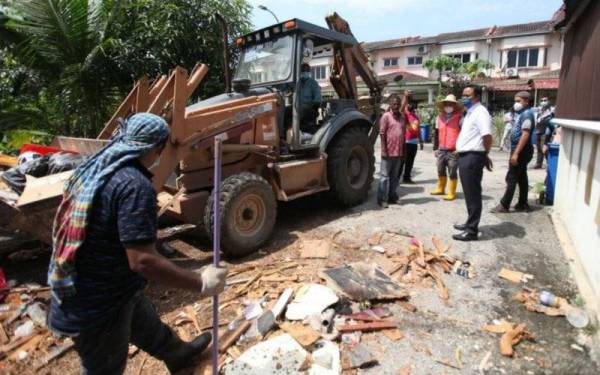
[0, 278, 73, 370]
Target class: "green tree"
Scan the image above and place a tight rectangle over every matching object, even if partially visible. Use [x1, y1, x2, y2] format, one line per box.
[423, 55, 462, 87]
[0, 0, 252, 138]
[1, 0, 125, 137]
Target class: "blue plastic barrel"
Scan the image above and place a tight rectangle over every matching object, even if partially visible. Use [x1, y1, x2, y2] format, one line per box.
[420, 124, 430, 143]
[545, 143, 560, 205]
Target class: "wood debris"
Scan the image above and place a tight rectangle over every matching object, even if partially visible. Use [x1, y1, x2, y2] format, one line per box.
[338, 320, 397, 333]
[382, 328, 404, 341]
[279, 322, 321, 348]
[390, 237, 456, 301]
[498, 268, 533, 283]
[500, 323, 533, 357]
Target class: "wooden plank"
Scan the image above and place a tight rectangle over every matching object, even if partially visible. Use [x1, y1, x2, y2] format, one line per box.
[0, 154, 18, 168]
[337, 321, 397, 332]
[279, 322, 320, 348]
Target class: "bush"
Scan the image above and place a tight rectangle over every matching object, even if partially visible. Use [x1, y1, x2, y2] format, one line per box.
[492, 112, 506, 147]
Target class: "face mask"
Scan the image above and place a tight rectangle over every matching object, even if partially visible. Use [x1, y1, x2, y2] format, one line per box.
[513, 102, 524, 112]
[462, 97, 473, 108]
[300, 72, 310, 80]
[444, 106, 454, 114]
[540, 101, 548, 107]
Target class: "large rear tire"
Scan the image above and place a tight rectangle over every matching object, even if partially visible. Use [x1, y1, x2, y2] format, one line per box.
[204, 172, 277, 257]
[326, 126, 375, 206]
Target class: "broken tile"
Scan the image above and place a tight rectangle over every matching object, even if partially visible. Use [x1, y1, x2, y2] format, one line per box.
[341, 342, 378, 370]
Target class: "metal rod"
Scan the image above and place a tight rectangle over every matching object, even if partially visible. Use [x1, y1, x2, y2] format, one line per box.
[212, 138, 222, 375]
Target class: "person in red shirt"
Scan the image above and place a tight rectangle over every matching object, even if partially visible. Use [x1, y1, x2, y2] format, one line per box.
[431, 94, 463, 200]
[377, 93, 408, 208]
[400, 101, 424, 183]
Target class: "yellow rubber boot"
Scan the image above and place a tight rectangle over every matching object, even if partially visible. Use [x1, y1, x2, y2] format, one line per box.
[444, 179, 458, 201]
[430, 176, 447, 195]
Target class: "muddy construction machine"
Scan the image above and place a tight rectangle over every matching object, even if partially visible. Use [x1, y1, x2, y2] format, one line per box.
[0, 13, 387, 257]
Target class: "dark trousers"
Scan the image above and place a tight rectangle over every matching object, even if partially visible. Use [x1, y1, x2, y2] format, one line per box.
[535, 133, 544, 167]
[458, 152, 486, 234]
[500, 145, 533, 209]
[400, 143, 418, 181]
[73, 292, 183, 375]
[378, 156, 403, 203]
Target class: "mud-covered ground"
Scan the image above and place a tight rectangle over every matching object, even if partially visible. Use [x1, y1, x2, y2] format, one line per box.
[1, 143, 598, 375]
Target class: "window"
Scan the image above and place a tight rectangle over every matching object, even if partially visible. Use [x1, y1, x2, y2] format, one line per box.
[506, 48, 540, 68]
[407, 56, 423, 65]
[235, 35, 294, 84]
[448, 53, 471, 63]
[311, 65, 327, 81]
[383, 57, 399, 67]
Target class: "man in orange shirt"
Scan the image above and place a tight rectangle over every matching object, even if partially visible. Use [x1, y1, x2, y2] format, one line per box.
[431, 94, 463, 201]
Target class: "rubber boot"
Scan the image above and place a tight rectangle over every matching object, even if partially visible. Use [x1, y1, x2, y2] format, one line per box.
[162, 331, 212, 373]
[430, 176, 447, 195]
[444, 179, 458, 201]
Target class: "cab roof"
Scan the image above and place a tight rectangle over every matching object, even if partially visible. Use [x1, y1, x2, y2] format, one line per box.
[238, 18, 357, 47]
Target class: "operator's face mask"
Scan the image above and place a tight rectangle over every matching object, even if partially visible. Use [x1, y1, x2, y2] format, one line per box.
[300, 72, 311, 80]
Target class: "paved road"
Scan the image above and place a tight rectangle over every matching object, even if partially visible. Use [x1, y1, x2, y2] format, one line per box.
[277, 142, 598, 374]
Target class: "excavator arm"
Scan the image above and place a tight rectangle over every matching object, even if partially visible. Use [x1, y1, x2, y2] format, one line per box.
[325, 12, 385, 103]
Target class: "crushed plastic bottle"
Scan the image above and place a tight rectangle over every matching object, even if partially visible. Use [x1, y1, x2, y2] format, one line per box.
[566, 307, 589, 328]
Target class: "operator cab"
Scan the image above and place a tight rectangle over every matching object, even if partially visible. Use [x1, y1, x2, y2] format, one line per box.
[233, 19, 358, 152]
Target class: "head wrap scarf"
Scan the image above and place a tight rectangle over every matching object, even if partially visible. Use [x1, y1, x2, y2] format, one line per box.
[49, 113, 169, 300]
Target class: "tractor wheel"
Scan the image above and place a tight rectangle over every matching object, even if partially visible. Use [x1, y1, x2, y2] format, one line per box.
[326, 126, 375, 206]
[204, 172, 277, 257]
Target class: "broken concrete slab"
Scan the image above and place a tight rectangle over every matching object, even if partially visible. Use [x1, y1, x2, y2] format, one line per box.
[309, 340, 341, 375]
[224, 333, 309, 375]
[285, 284, 338, 321]
[321, 262, 408, 301]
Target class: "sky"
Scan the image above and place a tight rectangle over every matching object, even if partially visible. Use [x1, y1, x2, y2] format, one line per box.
[247, 0, 563, 42]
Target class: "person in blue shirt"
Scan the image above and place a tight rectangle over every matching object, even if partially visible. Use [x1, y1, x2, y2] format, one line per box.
[491, 91, 535, 213]
[48, 113, 228, 374]
[298, 63, 322, 131]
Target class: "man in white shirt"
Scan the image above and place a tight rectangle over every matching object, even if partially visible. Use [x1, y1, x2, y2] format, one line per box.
[453, 86, 493, 241]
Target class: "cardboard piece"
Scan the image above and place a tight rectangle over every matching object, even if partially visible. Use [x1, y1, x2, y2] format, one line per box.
[17, 171, 72, 208]
[382, 329, 404, 341]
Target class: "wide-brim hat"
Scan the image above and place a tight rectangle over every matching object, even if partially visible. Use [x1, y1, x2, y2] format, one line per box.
[436, 94, 463, 111]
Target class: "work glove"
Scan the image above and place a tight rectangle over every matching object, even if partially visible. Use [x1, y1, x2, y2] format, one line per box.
[199, 265, 227, 297]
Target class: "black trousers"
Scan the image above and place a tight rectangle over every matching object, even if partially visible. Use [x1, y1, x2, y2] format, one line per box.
[400, 143, 418, 181]
[501, 145, 533, 208]
[458, 152, 486, 234]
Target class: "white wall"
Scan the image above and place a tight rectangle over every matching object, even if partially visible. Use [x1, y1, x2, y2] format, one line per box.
[553, 119, 600, 316]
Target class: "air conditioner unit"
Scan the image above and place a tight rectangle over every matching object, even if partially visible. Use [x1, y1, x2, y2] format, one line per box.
[417, 45, 429, 55]
[506, 68, 519, 78]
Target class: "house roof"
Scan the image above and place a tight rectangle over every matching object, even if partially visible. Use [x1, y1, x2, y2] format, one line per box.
[363, 20, 556, 52]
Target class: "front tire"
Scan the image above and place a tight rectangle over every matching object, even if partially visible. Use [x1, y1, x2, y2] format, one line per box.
[326, 126, 375, 206]
[204, 172, 277, 257]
